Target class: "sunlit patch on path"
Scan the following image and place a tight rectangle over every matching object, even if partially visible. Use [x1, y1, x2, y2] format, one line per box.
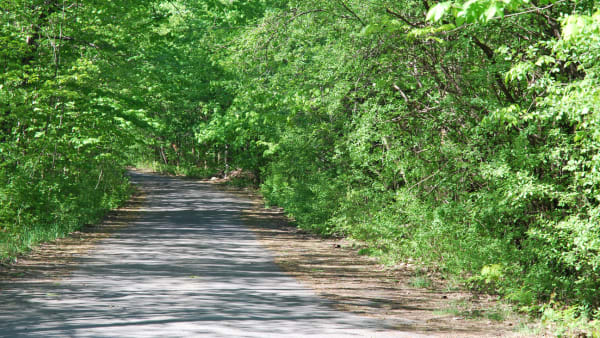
[0, 172, 420, 337]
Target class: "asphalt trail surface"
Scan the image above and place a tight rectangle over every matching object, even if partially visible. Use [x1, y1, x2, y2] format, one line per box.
[0, 172, 423, 337]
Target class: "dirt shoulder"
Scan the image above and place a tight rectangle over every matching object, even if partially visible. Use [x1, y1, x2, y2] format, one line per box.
[215, 183, 544, 337]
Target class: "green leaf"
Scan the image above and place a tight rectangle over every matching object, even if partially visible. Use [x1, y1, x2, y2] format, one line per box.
[535, 55, 555, 66]
[426, 1, 452, 22]
[484, 3, 502, 21]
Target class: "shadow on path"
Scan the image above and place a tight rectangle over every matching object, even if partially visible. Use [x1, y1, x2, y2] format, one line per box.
[0, 172, 419, 337]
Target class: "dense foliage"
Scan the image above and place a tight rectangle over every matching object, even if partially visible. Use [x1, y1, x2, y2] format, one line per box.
[205, 0, 600, 319]
[2, 0, 600, 325]
[0, 0, 145, 256]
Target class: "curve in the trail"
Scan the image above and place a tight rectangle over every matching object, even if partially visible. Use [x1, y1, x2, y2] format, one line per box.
[0, 172, 423, 337]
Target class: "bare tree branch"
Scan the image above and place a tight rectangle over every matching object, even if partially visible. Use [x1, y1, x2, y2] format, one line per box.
[385, 8, 422, 27]
[472, 36, 516, 103]
[336, 0, 365, 26]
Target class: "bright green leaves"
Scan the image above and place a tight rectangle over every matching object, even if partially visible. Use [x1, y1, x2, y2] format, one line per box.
[0, 1, 161, 259]
[561, 11, 600, 41]
[473, 4, 600, 315]
[406, 23, 456, 41]
[535, 55, 556, 67]
[482, 104, 523, 129]
[556, 11, 600, 70]
[426, 0, 532, 25]
[360, 18, 407, 36]
[456, 0, 509, 25]
[426, 1, 453, 22]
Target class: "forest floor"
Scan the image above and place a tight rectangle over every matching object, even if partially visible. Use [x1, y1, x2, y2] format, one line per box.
[0, 170, 545, 337]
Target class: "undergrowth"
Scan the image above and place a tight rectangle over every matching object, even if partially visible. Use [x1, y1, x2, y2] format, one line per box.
[0, 168, 132, 262]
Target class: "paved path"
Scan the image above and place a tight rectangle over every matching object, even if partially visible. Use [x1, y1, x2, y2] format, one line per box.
[0, 172, 423, 337]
